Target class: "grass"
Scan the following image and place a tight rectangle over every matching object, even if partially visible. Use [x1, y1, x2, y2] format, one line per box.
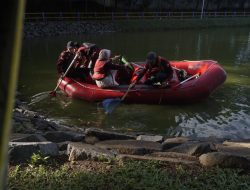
[8, 160, 250, 190]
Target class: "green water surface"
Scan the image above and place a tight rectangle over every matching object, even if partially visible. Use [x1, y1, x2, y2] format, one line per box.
[19, 27, 250, 139]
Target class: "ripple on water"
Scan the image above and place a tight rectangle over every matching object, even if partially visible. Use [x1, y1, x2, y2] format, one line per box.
[177, 109, 250, 139]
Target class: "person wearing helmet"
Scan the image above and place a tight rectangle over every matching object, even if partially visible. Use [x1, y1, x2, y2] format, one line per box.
[56, 41, 88, 79]
[76, 43, 101, 75]
[73, 41, 80, 50]
[56, 41, 76, 76]
[132, 51, 173, 87]
[92, 49, 126, 88]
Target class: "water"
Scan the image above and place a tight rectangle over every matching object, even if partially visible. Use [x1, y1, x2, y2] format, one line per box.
[19, 27, 250, 139]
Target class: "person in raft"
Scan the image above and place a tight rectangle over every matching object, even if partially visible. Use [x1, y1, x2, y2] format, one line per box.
[132, 51, 173, 87]
[76, 42, 101, 76]
[56, 41, 87, 79]
[92, 49, 127, 88]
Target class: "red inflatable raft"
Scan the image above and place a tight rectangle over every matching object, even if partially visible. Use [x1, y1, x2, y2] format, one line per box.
[58, 60, 227, 104]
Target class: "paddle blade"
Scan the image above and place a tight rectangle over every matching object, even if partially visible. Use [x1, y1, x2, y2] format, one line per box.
[29, 93, 49, 105]
[102, 98, 121, 114]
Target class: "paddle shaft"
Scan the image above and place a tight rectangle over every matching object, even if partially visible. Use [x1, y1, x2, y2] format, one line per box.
[121, 57, 134, 70]
[132, 62, 181, 71]
[52, 53, 78, 93]
[121, 84, 134, 101]
[174, 73, 199, 88]
[120, 74, 198, 101]
[132, 62, 198, 85]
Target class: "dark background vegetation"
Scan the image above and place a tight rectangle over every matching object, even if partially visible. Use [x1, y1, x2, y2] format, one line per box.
[25, 0, 250, 12]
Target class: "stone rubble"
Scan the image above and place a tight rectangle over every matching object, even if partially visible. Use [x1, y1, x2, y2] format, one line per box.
[9, 97, 250, 169]
[23, 21, 118, 39]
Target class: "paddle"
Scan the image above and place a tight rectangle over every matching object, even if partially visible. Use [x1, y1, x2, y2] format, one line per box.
[172, 73, 200, 89]
[49, 53, 79, 97]
[121, 56, 134, 70]
[102, 56, 136, 114]
[102, 82, 135, 114]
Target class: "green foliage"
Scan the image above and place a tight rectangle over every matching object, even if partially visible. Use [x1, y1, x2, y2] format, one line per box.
[96, 154, 116, 164]
[9, 161, 250, 190]
[29, 152, 50, 167]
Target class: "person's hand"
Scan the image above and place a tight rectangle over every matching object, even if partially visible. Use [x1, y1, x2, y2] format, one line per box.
[112, 55, 121, 61]
[77, 47, 85, 53]
[114, 55, 121, 59]
[60, 73, 65, 78]
[124, 62, 130, 67]
[111, 55, 121, 64]
[75, 52, 81, 59]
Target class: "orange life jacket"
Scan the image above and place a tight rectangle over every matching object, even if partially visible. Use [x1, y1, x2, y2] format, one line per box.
[92, 59, 107, 80]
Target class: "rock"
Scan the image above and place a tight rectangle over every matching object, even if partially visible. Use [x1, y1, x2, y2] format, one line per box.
[53, 123, 85, 133]
[23, 110, 39, 118]
[42, 131, 85, 143]
[136, 135, 163, 143]
[9, 142, 59, 163]
[12, 110, 30, 122]
[85, 128, 135, 143]
[216, 144, 250, 159]
[117, 154, 198, 165]
[59, 150, 67, 156]
[149, 152, 198, 162]
[57, 141, 71, 151]
[195, 136, 226, 143]
[199, 152, 250, 169]
[31, 118, 57, 131]
[85, 136, 100, 144]
[67, 142, 116, 161]
[15, 99, 22, 108]
[223, 139, 250, 148]
[13, 108, 39, 118]
[24, 21, 117, 39]
[167, 142, 216, 157]
[162, 137, 193, 150]
[95, 140, 162, 155]
[10, 133, 47, 142]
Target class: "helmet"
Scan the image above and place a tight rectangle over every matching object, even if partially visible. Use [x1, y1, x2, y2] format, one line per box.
[82, 42, 97, 49]
[146, 51, 157, 65]
[73, 42, 80, 48]
[98, 49, 111, 60]
[66, 41, 74, 49]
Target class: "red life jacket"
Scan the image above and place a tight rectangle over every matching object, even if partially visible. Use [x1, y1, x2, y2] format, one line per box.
[131, 56, 172, 83]
[75, 46, 89, 68]
[56, 50, 74, 74]
[92, 60, 107, 80]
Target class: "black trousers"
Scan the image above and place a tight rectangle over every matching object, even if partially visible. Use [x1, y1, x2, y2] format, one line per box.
[144, 72, 168, 85]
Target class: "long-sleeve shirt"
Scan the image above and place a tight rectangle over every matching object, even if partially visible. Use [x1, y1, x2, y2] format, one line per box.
[137, 56, 173, 82]
[92, 59, 125, 80]
[56, 50, 75, 74]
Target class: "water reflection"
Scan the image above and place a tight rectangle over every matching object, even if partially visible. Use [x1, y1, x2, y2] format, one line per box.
[235, 32, 250, 64]
[20, 27, 250, 139]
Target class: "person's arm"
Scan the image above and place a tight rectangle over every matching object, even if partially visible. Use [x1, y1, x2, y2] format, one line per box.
[160, 59, 173, 80]
[134, 64, 149, 82]
[76, 47, 89, 67]
[160, 58, 172, 73]
[56, 52, 67, 74]
[106, 60, 124, 70]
